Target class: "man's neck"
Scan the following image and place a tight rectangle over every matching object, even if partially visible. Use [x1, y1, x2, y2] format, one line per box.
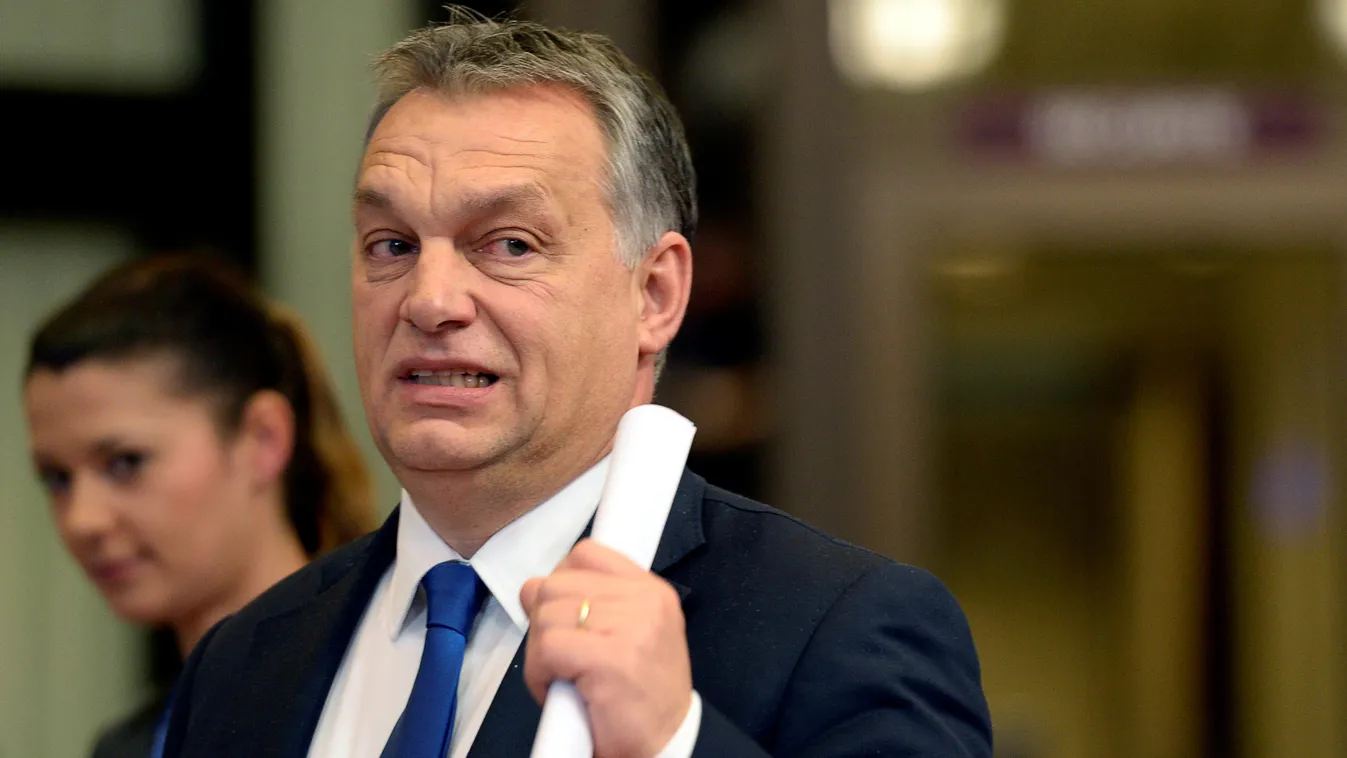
[401, 447, 611, 558]
[410, 489, 525, 558]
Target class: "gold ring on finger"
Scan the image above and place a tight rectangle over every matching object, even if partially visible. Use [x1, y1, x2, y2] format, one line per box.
[577, 598, 591, 630]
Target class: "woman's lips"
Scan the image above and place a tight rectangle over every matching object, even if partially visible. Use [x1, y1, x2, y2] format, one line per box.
[88, 556, 143, 587]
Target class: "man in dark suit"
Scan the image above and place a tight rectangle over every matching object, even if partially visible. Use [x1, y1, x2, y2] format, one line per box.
[162, 9, 992, 758]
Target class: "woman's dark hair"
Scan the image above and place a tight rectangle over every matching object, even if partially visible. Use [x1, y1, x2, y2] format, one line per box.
[26, 253, 376, 555]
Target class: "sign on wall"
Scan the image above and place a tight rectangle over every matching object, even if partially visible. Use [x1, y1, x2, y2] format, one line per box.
[959, 88, 1324, 168]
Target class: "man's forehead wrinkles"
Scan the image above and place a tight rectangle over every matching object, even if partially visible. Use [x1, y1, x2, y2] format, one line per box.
[448, 146, 554, 163]
[365, 136, 435, 167]
[494, 133, 550, 145]
[450, 162, 554, 175]
[362, 155, 416, 171]
[361, 152, 432, 180]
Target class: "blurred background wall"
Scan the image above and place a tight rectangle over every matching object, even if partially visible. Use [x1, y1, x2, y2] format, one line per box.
[2, 0, 1346, 756]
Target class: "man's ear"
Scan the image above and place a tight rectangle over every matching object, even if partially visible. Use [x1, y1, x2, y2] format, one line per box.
[235, 390, 295, 493]
[635, 231, 693, 358]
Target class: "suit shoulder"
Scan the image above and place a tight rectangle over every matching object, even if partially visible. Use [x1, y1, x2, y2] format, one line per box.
[697, 484, 977, 671]
[684, 482, 953, 621]
[688, 484, 991, 755]
[699, 483, 895, 577]
[241, 531, 379, 621]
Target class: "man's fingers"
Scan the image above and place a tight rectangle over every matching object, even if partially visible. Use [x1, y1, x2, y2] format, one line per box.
[520, 577, 545, 616]
[523, 627, 604, 704]
[522, 570, 642, 615]
[529, 597, 600, 633]
[520, 572, 596, 618]
[559, 539, 647, 575]
[522, 540, 653, 623]
[527, 595, 648, 633]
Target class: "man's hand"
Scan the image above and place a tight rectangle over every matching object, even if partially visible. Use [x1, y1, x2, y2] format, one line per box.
[520, 539, 693, 758]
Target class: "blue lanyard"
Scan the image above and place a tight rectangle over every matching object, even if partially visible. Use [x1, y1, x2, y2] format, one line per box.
[149, 684, 180, 758]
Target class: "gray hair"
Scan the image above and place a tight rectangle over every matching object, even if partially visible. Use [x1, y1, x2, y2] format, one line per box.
[365, 7, 698, 268]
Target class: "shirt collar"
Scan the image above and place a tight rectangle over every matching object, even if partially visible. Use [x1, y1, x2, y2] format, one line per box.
[382, 457, 610, 638]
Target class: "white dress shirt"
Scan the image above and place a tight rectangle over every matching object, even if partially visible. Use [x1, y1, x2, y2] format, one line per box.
[306, 458, 702, 758]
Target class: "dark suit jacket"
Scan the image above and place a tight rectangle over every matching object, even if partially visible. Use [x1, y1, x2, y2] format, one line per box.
[162, 471, 992, 757]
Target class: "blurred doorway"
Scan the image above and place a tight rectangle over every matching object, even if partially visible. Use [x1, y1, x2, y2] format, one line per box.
[929, 245, 1346, 758]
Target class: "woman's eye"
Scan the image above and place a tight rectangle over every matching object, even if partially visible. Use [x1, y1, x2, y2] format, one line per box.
[38, 469, 71, 497]
[106, 452, 146, 483]
[368, 239, 418, 258]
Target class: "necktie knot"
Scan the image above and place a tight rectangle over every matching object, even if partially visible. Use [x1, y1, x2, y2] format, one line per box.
[422, 561, 485, 635]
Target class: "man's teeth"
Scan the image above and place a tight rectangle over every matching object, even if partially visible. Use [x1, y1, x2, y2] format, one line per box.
[409, 370, 496, 388]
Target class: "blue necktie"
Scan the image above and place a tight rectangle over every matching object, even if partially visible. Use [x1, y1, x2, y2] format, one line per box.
[382, 561, 487, 758]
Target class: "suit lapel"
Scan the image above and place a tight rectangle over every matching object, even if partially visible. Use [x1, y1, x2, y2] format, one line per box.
[650, 469, 707, 579]
[235, 510, 400, 758]
[467, 470, 708, 756]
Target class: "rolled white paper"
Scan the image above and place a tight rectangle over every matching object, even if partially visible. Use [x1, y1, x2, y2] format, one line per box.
[529, 404, 697, 758]
[589, 405, 698, 567]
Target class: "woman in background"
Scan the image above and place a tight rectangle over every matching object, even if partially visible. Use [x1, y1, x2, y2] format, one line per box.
[22, 254, 378, 758]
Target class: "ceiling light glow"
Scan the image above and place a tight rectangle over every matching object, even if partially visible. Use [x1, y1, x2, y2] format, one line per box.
[829, 0, 1006, 91]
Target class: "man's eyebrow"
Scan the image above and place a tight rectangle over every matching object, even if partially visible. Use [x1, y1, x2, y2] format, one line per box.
[455, 184, 553, 218]
[353, 187, 392, 210]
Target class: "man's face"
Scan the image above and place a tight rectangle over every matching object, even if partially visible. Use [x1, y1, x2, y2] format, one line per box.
[352, 85, 644, 490]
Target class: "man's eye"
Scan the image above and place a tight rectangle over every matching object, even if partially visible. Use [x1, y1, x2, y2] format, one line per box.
[486, 238, 534, 258]
[368, 239, 418, 258]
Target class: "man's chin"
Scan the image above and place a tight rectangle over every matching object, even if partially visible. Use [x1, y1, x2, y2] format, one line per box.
[384, 429, 506, 474]
[394, 452, 491, 473]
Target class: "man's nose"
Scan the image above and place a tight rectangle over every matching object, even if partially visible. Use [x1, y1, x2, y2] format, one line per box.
[402, 239, 479, 334]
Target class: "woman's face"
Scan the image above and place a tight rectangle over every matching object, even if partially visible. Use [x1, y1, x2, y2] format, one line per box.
[23, 356, 261, 628]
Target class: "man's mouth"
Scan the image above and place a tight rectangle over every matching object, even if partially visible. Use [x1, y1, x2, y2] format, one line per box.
[406, 370, 499, 388]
